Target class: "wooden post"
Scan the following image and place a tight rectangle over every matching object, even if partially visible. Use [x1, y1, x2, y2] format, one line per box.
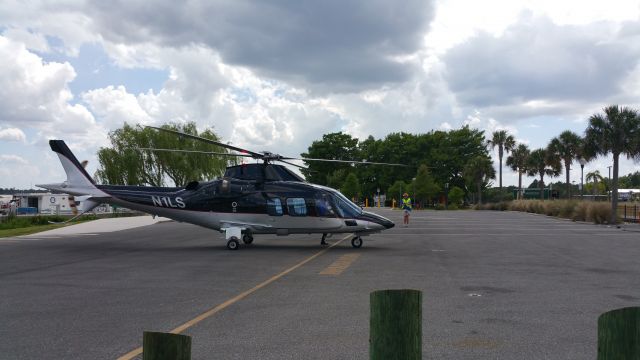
[143, 331, 192, 360]
[370, 289, 422, 360]
[597, 307, 640, 359]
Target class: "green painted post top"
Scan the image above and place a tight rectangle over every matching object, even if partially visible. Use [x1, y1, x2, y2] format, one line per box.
[370, 289, 422, 360]
[143, 331, 192, 360]
[597, 307, 640, 360]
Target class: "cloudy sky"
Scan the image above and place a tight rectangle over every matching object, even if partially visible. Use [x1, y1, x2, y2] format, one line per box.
[1, 0, 639, 189]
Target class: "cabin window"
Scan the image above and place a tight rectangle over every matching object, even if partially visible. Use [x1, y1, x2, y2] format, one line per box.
[286, 198, 307, 216]
[315, 194, 335, 217]
[267, 198, 283, 216]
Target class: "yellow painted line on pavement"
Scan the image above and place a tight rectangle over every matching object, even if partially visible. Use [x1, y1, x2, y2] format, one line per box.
[319, 254, 361, 275]
[117, 235, 351, 360]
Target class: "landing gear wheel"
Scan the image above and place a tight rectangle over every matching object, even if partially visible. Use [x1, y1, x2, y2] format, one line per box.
[351, 236, 363, 248]
[242, 234, 254, 245]
[227, 237, 240, 250]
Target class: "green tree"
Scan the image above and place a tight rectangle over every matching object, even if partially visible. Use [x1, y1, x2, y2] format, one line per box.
[618, 171, 640, 188]
[341, 173, 361, 200]
[425, 126, 489, 193]
[488, 130, 515, 190]
[301, 132, 359, 185]
[95, 122, 229, 186]
[585, 105, 640, 223]
[327, 168, 348, 190]
[387, 180, 407, 204]
[526, 148, 561, 200]
[412, 164, 440, 207]
[448, 186, 465, 207]
[586, 170, 605, 196]
[548, 130, 583, 199]
[506, 143, 530, 200]
[464, 156, 495, 204]
[95, 124, 164, 186]
[585, 170, 604, 195]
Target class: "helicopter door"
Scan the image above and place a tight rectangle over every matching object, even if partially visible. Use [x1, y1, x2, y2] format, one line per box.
[315, 193, 336, 220]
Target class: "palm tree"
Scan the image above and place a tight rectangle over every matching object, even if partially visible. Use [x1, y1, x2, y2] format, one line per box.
[548, 131, 583, 199]
[586, 170, 604, 196]
[506, 144, 530, 200]
[526, 148, 561, 200]
[585, 105, 640, 224]
[488, 130, 516, 190]
[464, 156, 496, 204]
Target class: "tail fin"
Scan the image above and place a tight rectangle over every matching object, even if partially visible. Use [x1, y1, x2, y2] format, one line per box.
[69, 160, 90, 215]
[37, 140, 109, 197]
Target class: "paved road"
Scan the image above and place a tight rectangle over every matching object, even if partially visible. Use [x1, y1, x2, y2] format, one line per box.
[1, 209, 639, 359]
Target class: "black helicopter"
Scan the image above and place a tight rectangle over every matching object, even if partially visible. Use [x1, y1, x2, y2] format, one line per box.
[38, 126, 402, 250]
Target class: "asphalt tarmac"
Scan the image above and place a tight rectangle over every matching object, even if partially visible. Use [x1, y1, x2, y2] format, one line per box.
[1, 209, 640, 359]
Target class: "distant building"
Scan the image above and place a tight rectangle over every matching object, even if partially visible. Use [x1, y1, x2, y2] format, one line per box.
[9, 193, 114, 215]
[617, 189, 640, 201]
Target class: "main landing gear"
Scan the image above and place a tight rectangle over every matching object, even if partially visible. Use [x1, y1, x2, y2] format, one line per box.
[351, 236, 363, 248]
[242, 233, 254, 245]
[224, 227, 250, 250]
[321, 233, 328, 246]
[226, 233, 252, 250]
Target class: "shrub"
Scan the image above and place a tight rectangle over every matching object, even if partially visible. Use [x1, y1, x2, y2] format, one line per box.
[588, 203, 611, 224]
[558, 201, 577, 219]
[572, 202, 589, 222]
[448, 186, 465, 207]
[543, 202, 561, 216]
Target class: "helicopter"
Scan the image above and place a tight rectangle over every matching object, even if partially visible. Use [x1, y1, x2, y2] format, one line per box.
[37, 126, 404, 250]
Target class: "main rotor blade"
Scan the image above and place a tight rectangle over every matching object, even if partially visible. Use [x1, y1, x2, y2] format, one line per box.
[288, 157, 409, 167]
[137, 147, 254, 158]
[145, 125, 263, 158]
[277, 159, 308, 170]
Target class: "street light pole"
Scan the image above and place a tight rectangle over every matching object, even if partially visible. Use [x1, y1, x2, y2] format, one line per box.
[579, 157, 586, 200]
[412, 177, 416, 209]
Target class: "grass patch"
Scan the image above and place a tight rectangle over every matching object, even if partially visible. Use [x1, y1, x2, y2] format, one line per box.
[0, 214, 98, 238]
[0, 223, 70, 237]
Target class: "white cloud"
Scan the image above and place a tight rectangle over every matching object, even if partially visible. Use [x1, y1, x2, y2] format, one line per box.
[0, 127, 26, 142]
[0, 154, 28, 164]
[2, 27, 50, 53]
[439, 122, 452, 130]
[82, 85, 153, 129]
[1, 0, 639, 190]
[0, 35, 97, 134]
[84, 0, 435, 92]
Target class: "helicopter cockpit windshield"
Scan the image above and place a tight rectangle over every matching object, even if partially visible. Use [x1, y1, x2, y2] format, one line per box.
[330, 190, 363, 218]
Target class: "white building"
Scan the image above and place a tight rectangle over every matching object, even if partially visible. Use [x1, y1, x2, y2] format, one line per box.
[617, 189, 640, 201]
[12, 193, 73, 214]
[10, 193, 114, 215]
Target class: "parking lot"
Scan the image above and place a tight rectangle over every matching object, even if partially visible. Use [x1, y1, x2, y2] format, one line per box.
[1, 209, 639, 359]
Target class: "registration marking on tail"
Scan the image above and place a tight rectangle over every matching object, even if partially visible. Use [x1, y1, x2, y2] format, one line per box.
[319, 254, 361, 275]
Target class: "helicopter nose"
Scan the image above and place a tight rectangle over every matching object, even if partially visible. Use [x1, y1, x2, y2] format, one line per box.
[359, 212, 395, 229]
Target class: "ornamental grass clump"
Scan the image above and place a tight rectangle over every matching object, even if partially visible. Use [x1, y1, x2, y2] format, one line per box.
[479, 199, 616, 224]
[543, 201, 561, 216]
[572, 202, 589, 222]
[587, 202, 611, 224]
[559, 201, 577, 218]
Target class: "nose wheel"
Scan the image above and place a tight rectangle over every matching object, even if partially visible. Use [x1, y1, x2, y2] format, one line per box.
[351, 236, 363, 248]
[227, 237, 240, 250]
